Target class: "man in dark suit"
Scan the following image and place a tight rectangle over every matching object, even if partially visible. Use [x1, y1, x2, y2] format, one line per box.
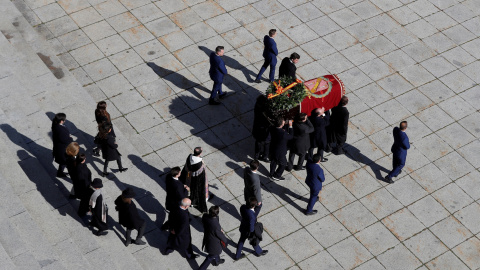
[161, 167, 189, 230]
[165, 198, 199, 259]
[278, 52, 300, 79]
[235, 198, 268, 260]
[255, 29, 278, 83]
[209, 46, 228, 105]
[385, 121, 410, 184]
[309, 107, 330, 162]
[305, 154, 325, 215]
[253, 95, 271, 162]
[198, 206, 227, 270]
[269, 117, 294, 181]
[328, 96, 349, 155]
[244, 160, 262, 213]
[287, 113, 314, 171]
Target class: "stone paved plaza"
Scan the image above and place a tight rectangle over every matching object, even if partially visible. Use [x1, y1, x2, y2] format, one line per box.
[1, 0, 480, 269]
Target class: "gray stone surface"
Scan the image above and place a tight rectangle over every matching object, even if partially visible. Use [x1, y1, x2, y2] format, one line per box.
[2, 0, 480, 268]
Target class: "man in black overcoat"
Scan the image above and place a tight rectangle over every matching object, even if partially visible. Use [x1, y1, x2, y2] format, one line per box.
[278, 52, 300, 79]
[252, 95, 271, 162]
[287, 113, 314, 171]
[51, 113, 73, 177]
[198, 206, 227, 270]
[161, 167, 189, 230]
[244, 160, 262, 214]
[165, 198, 199, 259]
[114, 188, 146, 246]
[328, 96, 350, 154]
[308, 108, 330, 162]
[269, 117, 293, 181]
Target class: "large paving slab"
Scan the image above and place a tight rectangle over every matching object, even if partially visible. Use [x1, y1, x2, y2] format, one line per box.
[2, 0, 480, 269]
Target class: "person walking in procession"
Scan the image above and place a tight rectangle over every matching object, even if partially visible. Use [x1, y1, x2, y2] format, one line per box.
[309, 107, 330, 162]
[51, 113, 73, 177]
[161, 167, 189, 230]
[98, 122, 127, 177]
[278, 53, 300, 79]
[255, 29, 278, 83]
[209, 46, 228, 105]
[244, 160, 262, 214]
[165, 198, 199, 259]
[114, 187, 147, 246]
[235, 197, 268, 260]
[304, 154, 325, 215]
[269, 117, 293, 181]
[198, 206, 228, 270]
[89, 178, 108, 236]
[180, 147, 210, 213]
[327, 96, 349, 155]
[385, 121, 410, 184]
[287, 113, 314, 171]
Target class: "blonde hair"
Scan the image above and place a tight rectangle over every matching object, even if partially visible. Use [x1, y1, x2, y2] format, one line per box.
[66, 142, 80, 157]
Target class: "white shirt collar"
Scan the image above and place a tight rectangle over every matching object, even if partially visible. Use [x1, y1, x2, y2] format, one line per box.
[173, 177, 179, 181]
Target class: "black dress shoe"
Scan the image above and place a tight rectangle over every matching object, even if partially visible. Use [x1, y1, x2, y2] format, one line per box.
[294, 166, 305, 171]
[102, 172, 109, 177]
[305, 210, 318, 216]
[164, 249, 174, 255]
[119, 168, 128, 173]
[255, 250, 268, 257]
[95, 230, 108, 236]
[209, 99, 221, 105]
[235, 253, 246, 261]
[286, 167, 292, 172]
[219, 93, 227, 99]
[275, 176, 285, 181]
[134, 239, 146, 245]
[213, 259, 225, 266]
[254, 79, 261, 83]
[385, 176, 394, 184]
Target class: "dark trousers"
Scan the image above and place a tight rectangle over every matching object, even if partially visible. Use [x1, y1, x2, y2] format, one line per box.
[210, 80, 223, 100]
[306, 184, 321, 213]
[198, 254, 220, 270]
[255, 59, 276, 82]
[235, 232, 262, 259]
[288, 151, 306, 170]
[126, 221, 146, 242]
[254, 140, 270, 159]
[387, 155, 405, 178]
[308, 148, 324, 160]
[57, 164, 66, 174]
[166, 233, 194, 258]
[269, 156, 286, 178]
[103, 157, 123, 173]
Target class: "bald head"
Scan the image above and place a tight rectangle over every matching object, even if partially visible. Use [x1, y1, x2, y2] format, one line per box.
[181, 198, 191, 207]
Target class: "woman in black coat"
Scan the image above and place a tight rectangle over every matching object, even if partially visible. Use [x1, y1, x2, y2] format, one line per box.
[98, 122, 127, 177]
[308, 108, 330, 162]
[198, 206, 227, 270]
[51, 113, 73, 177]
[94, 101, 114, 156]
[114, 188, 146, 246]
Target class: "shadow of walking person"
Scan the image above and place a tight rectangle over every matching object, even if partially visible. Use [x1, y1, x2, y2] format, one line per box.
[344, 144, 390, 182]
[146, 62, 210, 94]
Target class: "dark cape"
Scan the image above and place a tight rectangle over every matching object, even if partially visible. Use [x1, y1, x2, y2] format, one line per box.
[329, 105, 349, 144]
[180, 155, 208, 213]
[114, 196, 145, 230]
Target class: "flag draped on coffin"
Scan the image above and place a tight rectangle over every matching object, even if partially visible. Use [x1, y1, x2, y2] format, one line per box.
[300, 75, 345, 116]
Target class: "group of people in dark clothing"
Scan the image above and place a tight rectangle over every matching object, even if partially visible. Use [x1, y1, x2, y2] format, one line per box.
[50, 102, 141, 242]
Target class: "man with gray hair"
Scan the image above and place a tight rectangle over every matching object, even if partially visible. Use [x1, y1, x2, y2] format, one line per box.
[164, 198, 199, 259]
